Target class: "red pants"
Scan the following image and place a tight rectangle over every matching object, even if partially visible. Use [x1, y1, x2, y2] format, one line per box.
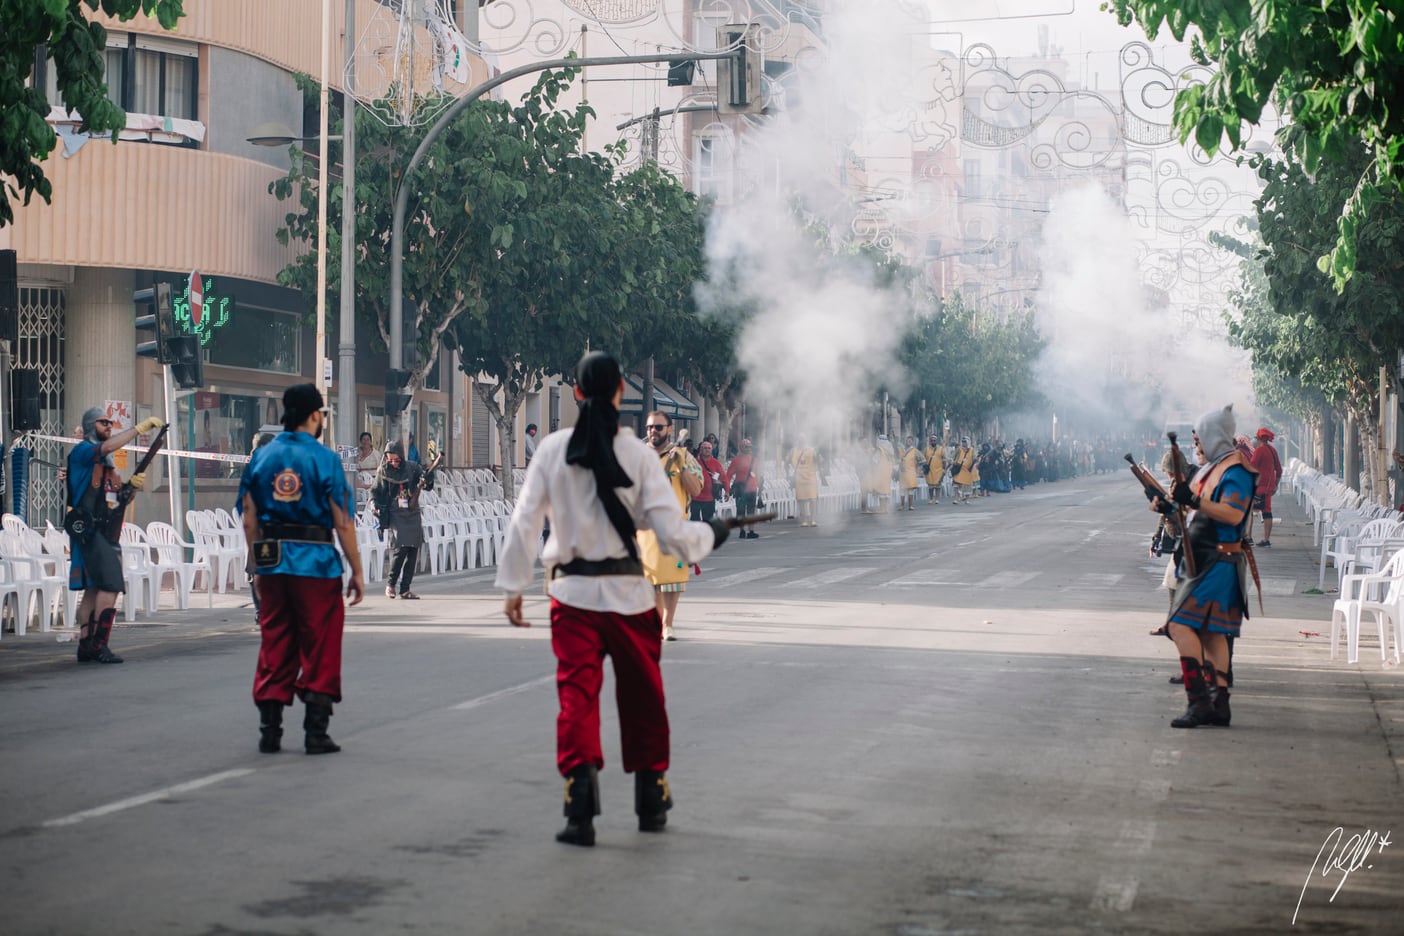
[550, 598, 669, 776]
[253, 575, 345, 704]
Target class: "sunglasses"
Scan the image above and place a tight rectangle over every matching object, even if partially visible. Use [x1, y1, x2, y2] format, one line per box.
[645, 425, 669, 432]
[95, 419, 114, 427]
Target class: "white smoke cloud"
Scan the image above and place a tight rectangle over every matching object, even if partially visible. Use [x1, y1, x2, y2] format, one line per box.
[1033, 183, 1255, 432]
[696, 2, 926, 442]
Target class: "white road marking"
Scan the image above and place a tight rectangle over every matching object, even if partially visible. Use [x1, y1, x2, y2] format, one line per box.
[43, 769, 257, 828]
[780, 567, 879, 589]
[1091, 875, 1139, 912]
[974, 571, 1041, 588]
[1138, 777, 1171, 802]
[695, 567, 788, 589]
[1150, 749, 1182, 768]
[452, 674, 555, 711]
[885, 571, 971, 587]
[1116, 819, 1157, 855]
[1259, 577, 1298, 597]
[1074, 573, 1125, 589]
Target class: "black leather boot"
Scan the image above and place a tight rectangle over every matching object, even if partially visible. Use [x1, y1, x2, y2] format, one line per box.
[1208, 686, 1232, 727]
[556, 764, 600, 847]
[76, 629, 97, 663]
[1171, 657, 1214, 728]
[257, 700, 284, 753]
[635, 770, 673, 832]
[302, 693, 341, 755]
[89, 609, 123, 664]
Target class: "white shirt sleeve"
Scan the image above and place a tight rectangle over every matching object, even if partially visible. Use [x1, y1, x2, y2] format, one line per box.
[493, 456, 549, 596]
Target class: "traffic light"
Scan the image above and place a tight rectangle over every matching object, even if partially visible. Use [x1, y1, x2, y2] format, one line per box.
[168, 334, 204, 390]
[134, 282, 176, 363]
[717, 24, 763, 115]
[385, 368, 411, 416]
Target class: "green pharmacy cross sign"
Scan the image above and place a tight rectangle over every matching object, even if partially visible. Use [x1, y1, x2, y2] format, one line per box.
[171, 276, 234, 345]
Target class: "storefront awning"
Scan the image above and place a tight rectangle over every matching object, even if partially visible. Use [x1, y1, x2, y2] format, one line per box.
[619, 374, 700, 420]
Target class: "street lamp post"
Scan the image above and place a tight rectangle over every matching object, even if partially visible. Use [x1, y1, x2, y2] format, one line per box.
[338, 0, 357, 450]
[384, 49, 744, 446]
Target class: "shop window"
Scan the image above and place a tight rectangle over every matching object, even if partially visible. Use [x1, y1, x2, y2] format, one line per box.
[207, 306, 301, 375]
[178, 391, 280, 480]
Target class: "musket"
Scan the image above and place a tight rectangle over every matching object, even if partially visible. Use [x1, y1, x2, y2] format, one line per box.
[107, 425, 169, 540]
[1166, 432, 1198, 578]
[725, 511, 777, 529]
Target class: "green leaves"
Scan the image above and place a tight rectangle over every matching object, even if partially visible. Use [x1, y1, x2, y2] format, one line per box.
[0, 0, 185, 227]
[1108, 0, 1404, 287]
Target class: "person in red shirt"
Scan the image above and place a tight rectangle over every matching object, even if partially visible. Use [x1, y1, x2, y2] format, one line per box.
[690, 440, 725, 522]
[1248, 427, 1283, 546]
[726, 439, 762, 539]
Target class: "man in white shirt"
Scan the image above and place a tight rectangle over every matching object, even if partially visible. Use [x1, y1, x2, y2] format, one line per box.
[354, 432, 379, 512]
[496, 351, 732, 848]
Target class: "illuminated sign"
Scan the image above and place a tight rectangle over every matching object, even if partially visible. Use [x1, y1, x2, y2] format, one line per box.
[171, 276, 234, 346]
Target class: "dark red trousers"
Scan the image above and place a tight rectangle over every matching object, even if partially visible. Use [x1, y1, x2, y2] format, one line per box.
[550, 598, 669, 776]
[253, 575, 345, 704]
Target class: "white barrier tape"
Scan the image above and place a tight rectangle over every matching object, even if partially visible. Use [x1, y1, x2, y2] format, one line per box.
[20, 432, 252, 464]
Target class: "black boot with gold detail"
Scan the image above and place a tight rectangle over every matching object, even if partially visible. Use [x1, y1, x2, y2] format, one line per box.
[635, 770, 673, 832]
[556, 764, 600, 847]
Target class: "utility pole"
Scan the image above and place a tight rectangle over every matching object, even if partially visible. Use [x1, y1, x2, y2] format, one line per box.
[336, 0, 357, 448]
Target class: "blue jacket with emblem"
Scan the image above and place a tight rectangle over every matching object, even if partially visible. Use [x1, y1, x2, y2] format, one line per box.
[237, 431, 350, 578]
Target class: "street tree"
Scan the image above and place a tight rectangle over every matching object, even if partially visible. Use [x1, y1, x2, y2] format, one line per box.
[900, 292, 1044, 432]
[274, 72, 602, 454]
[0, 0, 185, 226]
[1107, 0, 1404, 288]
[445, 71, 711, 497]
[1224, 143, 1404, 496]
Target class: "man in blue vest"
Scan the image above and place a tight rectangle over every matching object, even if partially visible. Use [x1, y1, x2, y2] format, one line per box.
[238, 384, 364, 754]
[67, 407, 165, 664]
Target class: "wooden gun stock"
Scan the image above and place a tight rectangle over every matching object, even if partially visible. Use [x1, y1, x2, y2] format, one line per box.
[1123, 453, 1168, 500]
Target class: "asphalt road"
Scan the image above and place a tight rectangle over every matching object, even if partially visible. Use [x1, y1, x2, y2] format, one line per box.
[2, 471, 1400, 935]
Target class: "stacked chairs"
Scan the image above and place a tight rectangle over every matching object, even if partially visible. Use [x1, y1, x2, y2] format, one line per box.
[186, 510, 245, 593]
[355, 512, 386, 583]
[0, 527, 64, 635]
[41, 523, 81, 629]
[1330, 547, 1404, 664]
[146, 522, 215, 609]
[115, 524, 160, 617]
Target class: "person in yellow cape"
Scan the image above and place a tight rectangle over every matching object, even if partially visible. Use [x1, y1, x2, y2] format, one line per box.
[791, 436, 820, 527]
[637, 412, 703, 641]
[952, 436, 978, 504]
[898, 435, 921, 511]
[923, 433, 945, 504]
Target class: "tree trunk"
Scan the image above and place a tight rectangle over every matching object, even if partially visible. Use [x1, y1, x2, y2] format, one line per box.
[474, 379, 530, 501]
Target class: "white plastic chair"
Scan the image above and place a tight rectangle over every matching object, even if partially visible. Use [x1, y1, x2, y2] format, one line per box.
[0, 529, 63, 633]
[1330, 548, 1404, 664]
[147, 522, 214, 608]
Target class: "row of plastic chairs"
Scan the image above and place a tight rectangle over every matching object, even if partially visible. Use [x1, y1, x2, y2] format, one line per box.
[1330, 545, 1404, 665]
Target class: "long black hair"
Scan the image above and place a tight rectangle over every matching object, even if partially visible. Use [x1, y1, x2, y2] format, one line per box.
[565, 351, 638, 558]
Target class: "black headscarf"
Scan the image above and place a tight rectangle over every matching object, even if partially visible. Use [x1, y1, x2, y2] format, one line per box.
[566, 351, 638, 559]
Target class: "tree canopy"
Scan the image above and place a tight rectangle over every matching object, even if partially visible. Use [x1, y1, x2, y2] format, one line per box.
[1108, 0, 1404, 287]
[1, 0, 185, 227]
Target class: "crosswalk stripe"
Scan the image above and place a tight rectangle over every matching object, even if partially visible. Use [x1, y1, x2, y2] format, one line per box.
[886, 571, 972, 586]
[694, 567, 788, 589]
[1074, 573, 1124, 588]
[975, 571, 1041, 588]
[779, 567, 879, 589]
